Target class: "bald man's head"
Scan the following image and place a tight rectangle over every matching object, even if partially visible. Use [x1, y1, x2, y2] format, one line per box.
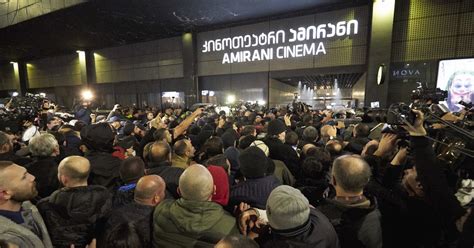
[331, 155, 371, 194]
[58, 156, 90, 184]
[145, 141, 171, 163]
[134, 175, 166, 206]
[179, 164, 214, 201]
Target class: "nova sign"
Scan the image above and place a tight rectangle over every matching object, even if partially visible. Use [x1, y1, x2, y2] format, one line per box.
[201, 20, 360, 64]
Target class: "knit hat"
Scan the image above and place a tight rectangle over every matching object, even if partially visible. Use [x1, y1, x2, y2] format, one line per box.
[80, 123, 115, 152]
[250, 140, 269, 157]
[208, 166, 230, 206]
[238, 135, 256, 150]
[224, 147, 240, 177]
[238, 146, 268, 179]
[266, 185, 310, 230]
[221, 131, 237, 150]
[267, 119, 286, 136]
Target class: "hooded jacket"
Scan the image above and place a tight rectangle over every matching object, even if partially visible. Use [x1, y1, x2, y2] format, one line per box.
[317, 196, 382, 248]
[153, 198, 239, 247]
[37, 185, 111, 248]
[0, 201, 53, 248]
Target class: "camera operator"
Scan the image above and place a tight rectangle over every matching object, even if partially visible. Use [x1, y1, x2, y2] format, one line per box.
[39, 99, 57, 131]
[364, 110, 470, 247]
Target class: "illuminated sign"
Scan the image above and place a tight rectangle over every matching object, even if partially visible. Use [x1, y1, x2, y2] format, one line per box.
[201, 20, 359, 64]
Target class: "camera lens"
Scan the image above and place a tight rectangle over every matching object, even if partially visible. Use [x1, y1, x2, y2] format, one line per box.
[401, 105, 410, 112]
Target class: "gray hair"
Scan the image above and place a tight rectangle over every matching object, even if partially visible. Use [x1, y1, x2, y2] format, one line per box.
[302, 126, 318, 142]
[0, 131, 10, 147]
[28, 133, 59, 157]
[332, 155, 371, 193]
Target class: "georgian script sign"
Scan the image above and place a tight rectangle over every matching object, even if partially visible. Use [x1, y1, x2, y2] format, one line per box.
[201, 20, 359, 64]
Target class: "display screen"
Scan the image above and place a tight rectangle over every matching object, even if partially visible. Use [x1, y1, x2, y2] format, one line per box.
[437, 58, 474, 112]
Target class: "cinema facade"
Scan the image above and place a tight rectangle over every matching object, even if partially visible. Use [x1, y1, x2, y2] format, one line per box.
[0, 0, 472, 110]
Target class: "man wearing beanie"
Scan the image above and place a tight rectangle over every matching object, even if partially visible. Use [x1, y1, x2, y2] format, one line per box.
[229, 146, 281, 210]
[264, 119, 300, 179]
[240, 185, 339, 248]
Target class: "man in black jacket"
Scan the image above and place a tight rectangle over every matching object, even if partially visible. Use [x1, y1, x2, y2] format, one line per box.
[25, 133, 61, 199]
[143, 141, 184, 199]
[264, 119, 300, 178]
[365, 110, 468, 247]
[104, 175, 166, 248]
[112, 157, 145, 208]
[37, 156, 111, 248]
[317, 155, 382, 248]
[81, 123, 122, 191]
[230, 146, 281, 210]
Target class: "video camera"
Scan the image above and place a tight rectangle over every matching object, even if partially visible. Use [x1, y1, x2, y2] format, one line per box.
[0, 93, 50, 133]
[386, 103, 416, 126]
[411, 87, 447, 104]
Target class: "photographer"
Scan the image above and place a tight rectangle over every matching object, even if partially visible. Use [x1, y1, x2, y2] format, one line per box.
[365, 110, 469, 247]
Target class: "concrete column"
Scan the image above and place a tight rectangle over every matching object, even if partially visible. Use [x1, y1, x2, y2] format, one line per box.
[85, 51, 96, 84]
[182, 32, 198, 107]
[77, 51, 88, 85]
[17, 62, 28, 96]
[364, 0, 396, 108]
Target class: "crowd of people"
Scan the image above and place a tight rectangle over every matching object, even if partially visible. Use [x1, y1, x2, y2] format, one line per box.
[0, 99, 473, 248]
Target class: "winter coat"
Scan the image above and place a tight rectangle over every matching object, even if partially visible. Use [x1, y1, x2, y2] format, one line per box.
[25, 156, 60, 199]
[260, 208, 339, 248]
[85, 151, 122, 191]
[296, 178, 330, 207]
[317, 197, 382, 248]
[146, 161, 184, 199]
[0, 151, 32, 167]
[75, 107, 92, 124]
[229, 175, 281, 210]
[111, 183, 136, 208]
[37, 185, 111, 248]
[0, 201, 53, 248]
[105, 202, 154, 247]
[264, 137, 300, 178]
[153, 198, 239, 247]
[272, 159, 295, 186]
[365, 136, 466, 247]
